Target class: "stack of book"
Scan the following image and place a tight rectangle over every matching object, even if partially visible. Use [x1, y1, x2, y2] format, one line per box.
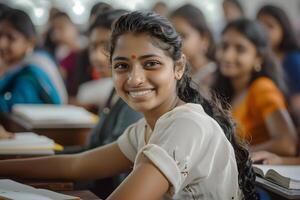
[0, 132, 62, 156]
[12, 104, 98, 129]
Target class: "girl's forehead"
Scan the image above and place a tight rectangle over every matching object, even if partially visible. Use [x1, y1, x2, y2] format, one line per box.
[113, 33, 166, 56]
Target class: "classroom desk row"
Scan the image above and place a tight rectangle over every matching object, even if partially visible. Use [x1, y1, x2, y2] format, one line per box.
[0, 113, 93, 146]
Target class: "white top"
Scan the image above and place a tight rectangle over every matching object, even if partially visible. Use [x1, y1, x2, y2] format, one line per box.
[117, 103, 242, 200]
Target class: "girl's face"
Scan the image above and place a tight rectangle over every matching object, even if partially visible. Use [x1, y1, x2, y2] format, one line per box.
[218, 28, 260, 79]
[51, 17, 77, 44]
[0, 21, 33, 66]
[258, 14, 283, 50]
[171, 16, 208, 60]
[89, 27, 110, 76]
[111, 33, 183, 114]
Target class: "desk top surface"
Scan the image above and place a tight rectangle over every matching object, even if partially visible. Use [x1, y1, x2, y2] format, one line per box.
[62, 190, 102, 200]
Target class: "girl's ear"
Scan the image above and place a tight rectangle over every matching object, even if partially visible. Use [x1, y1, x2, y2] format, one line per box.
[174, 54, 186, 80]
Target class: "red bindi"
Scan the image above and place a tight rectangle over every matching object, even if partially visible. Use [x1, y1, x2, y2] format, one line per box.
[131, 54, 137, 59]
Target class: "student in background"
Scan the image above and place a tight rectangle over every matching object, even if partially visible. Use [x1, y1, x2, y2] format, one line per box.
[214, 18, 298, 156]
[88, 2, 113, 26]
[222, 0, 245, 23]
[69, 9, 128, 112]
[0, 11, 258, 200]
[50, 11, 83, 94]
[170, 4, 217, 96]
[257, 5, 300, 132]
[0, 9, 62, 112]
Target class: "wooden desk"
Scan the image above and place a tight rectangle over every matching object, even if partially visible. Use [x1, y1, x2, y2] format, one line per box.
[0, 113, 93, 146]
[256, 177, 300, 200]
[62, 190, 102, 200]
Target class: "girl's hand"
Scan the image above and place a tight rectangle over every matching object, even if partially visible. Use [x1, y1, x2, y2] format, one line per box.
[0, 126, 14, 139]
[251, 151, 283, 165]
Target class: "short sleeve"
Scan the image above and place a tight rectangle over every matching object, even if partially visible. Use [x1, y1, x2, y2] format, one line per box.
[117, 122, 140, 162]
[249, 78, 286, 119]
[135, 116, 213, 196]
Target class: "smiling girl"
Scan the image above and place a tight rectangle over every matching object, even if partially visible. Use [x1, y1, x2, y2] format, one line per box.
[0, 11, 257, 200]
[214, 18, 298, 156]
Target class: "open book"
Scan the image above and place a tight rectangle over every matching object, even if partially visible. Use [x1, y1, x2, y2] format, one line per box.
[0, 179, 79, 200]
[253, 164, 300, 190]
[12, 104, 98, 129]
[0, 132, 62, 155]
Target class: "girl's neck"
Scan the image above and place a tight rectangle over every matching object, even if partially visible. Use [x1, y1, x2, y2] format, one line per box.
[274, 48, 285, 61]
[231, 73, 251, 96]
[144, 96, 184, 130]
[190, 54, 209, 74]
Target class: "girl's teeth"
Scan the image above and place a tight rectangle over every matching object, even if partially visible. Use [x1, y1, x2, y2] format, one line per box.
[129, 90, 152, 97]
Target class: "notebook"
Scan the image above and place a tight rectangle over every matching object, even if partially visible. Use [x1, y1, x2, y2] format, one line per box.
[0, 132, 62, 155]
[253, 164, 300, 190]
[0, 179, 79, 200]
[12, 104, 98, 128]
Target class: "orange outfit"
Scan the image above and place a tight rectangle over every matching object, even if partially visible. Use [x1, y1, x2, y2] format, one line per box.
[232, 77, 286, 145]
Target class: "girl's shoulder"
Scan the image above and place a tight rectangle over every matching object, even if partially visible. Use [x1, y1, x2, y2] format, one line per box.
[156, 103, 218, 132]
[249, 77, 279, 94]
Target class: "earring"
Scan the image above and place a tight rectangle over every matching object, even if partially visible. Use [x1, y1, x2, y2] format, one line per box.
[254, 63, 262, 72]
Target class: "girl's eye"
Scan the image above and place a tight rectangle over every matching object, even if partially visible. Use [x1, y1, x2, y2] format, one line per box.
[236, 44, 246, 53]
[113, 63, 129, 71]
[144, 60, 161, 68]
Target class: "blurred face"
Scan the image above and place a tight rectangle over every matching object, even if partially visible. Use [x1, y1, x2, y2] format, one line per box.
[258, 14, 283, 50]
[217, 28, 260, 79]
[89, 27, 110, 76]
[171, 16, 207, 60]
[111, 33, 184, 114]
[223, 1, 243, 22]
[51, 16, 77, 44]
[0, 21, 33, 66]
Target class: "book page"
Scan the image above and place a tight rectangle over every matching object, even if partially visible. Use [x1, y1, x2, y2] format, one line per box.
[0, 179, 79, 200]
[0, 133, 55, 155]
[254, 165, 300, 181]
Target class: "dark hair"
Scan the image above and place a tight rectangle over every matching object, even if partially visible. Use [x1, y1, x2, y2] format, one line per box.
[51, 11, 73, 24]
[90, 2, 113, 18]
[214, 18, 287, 101]
[89, 9, 128, 33]
[170, 4, 216, 61]
[0, 9, 36, 39]
[223, 0, 245, 15]
[110, 11, 258, 200]
[257, 4, 300, 52]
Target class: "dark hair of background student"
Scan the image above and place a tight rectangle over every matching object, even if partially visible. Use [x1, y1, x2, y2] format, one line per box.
[223, 0, 245, 15]
[109, 11, 258, 200]
[213, 18, 287, 102]
[0, 8, 36, 40]
[257, 4, 300, 52]
[170, 4, 216, 61]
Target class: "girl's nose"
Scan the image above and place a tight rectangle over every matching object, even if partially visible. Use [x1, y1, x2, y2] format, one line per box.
[127, 65, 145, 86]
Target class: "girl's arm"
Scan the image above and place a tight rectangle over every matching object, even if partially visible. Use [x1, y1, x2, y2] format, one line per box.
[251, 109, 298, 156]
[251, 151, 300, 165]
[107, 155, 169, 200]
[0, 142, 132, 181]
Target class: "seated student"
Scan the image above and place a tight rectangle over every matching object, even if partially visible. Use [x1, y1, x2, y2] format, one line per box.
[257, 5, 300, 131]
[0, 11, 258, 200]
[69, 9, 127, 111]
[213, 18, 298, 156]
[0, 9, 62, 112]
[170, 4, 217, 97]
[252, 150, 300, 165]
